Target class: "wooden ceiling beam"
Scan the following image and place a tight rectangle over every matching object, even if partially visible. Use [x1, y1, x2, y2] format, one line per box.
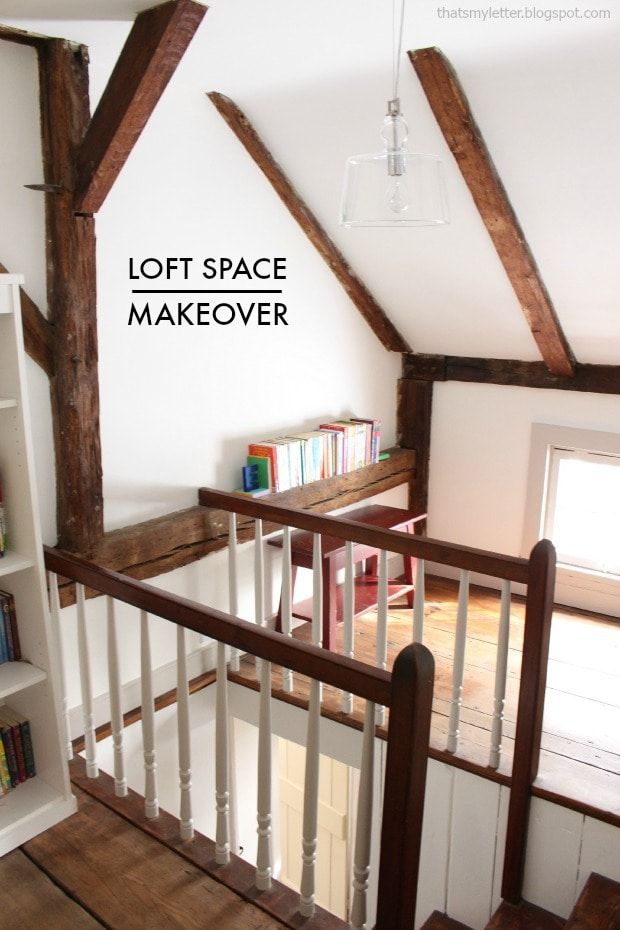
[0, 25, 49, 48]
[409, 47, 576, 378]
[0, 261, 54, 377]
[75, 0, 207, 214]
[403, 353, 620, 395]
[208, 92, 411, 353]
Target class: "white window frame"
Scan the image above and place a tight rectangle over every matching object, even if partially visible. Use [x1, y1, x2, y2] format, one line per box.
[523, 424, 620, 617]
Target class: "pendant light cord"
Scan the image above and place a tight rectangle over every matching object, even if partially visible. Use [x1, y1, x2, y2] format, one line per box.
[391, 0, 406, 102]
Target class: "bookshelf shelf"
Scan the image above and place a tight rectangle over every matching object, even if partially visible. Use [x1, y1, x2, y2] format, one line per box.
[0, 552, 35, 577]
[0, 661, 47, 701]
[0, 274, 75, 854]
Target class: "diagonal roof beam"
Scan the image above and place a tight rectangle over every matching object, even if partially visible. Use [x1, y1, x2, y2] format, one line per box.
[410, 47, 575, 377]
[208, 92, 411, 353]
[75, 0, 206, 214]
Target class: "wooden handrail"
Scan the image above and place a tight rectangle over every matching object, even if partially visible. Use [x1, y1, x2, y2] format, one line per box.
[44, 545, 391, 706]
[45, 544, 436, 929]
[199, 487, 530, 583]
[501, 538, 556, 902]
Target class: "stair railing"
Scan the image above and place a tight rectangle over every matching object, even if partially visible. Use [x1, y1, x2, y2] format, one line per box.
[197, 488, 557, 905]
[45, 545, 434, 930]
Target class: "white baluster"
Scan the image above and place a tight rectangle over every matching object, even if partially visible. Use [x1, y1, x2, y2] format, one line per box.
[255, 518, 265, 678]
[299, 676, 321, 917]
[76, 584, 98, 778]
[312, 533, 322, 648]
[106, 597, 127, 797]
[228, 512, 240, 672]
[375, 550, 388, 727]
[341, 540, 355, 714]
[447, 570, 470, 754]
[48, 572, 72, 761]
[280, 525, 293, 693]
[413, 557, 425, 643]
[350, 700, 376, 930]
[490, 580, 511, 769]
[215, 640, 231, 863]
[140, 609, 159, 819]
[177, 625, 194, 840]
[256, 656, 273, 889]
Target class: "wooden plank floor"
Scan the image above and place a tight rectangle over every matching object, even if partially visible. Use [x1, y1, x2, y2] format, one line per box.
[234, 575, 620, 818]
[19, 787, 289, 930]
[0, 849, 103, 929]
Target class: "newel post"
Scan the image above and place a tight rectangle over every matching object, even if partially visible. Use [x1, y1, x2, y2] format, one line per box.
[501, 539, 556, 902]
[374, 643, 435, 930]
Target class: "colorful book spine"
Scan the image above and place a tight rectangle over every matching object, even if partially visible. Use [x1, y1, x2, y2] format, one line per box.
[248, 444, 279, 491]
[0, 591, 21, 663]
[0, 739, 11, 794]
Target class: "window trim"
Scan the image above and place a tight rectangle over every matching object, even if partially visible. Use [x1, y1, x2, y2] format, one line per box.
[523, 424, 620, 616]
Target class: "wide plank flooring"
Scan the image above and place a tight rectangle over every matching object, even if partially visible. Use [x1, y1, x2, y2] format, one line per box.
[234, 575, 620, 817]
[0, 849, 102, 930]
[21, 787, 288, 930]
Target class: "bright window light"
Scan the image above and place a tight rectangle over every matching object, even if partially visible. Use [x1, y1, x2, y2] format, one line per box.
[543, 448, 620, 576]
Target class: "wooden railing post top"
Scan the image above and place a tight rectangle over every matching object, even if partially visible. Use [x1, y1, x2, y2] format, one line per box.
[391, 642, 435, 694]
[528, 537, 557, 567]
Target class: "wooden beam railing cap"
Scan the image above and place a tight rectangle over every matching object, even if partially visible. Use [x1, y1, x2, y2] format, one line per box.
[44, 545, 392, 706]
[198, 486, 530, 583]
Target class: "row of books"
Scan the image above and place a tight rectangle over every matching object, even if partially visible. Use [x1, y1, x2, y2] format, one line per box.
[0, 705, 36, 796]
[242, 418, 381, 494]
[0, 590, 21, 664]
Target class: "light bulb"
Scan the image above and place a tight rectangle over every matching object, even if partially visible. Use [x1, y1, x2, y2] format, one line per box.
[386, 176, 410, 213]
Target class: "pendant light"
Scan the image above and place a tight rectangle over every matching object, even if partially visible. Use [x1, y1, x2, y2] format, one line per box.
[339, 0, 449, 228]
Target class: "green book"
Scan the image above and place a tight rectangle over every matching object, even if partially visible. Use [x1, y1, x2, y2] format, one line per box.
[247, 455, 272, 492]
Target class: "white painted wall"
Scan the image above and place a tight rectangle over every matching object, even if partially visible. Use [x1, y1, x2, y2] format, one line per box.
[428, 381, 620, 614]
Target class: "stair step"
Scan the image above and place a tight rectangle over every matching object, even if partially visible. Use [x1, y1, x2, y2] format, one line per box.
[565, 873, 620, 929]
[421, 912, 473, 930]
[486, 900, 565, 930]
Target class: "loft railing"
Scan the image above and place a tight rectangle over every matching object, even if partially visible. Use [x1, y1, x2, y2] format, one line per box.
[197, 488, 557, 904]
[44, 545, 434, 930]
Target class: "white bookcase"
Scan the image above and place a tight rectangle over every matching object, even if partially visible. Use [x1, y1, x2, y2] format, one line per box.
[0, 274, 75, 854]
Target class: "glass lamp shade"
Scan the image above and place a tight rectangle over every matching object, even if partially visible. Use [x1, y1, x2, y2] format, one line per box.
[339, 150, 449, 228]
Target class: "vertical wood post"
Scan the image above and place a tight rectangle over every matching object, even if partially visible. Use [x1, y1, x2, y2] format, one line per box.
[176, 624, 194, 841]
[37, 39, 103, 553]
[490, 580, 512, 769]
[140, 609, 159, 819]
[501, 540, 556, 902]
[447, 570, 470, 754]
[48, 571, 73, 760]
[375, 643, 435, 930]
[397, 376, 433, 529]
[106, 596, 127, 797]
[76, 583, 98, 778]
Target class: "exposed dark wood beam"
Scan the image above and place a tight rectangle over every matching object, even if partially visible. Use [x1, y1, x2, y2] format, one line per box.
[208, 92, 410, 354]
[38, 39, 103, 553]
[0, 261, 54, 377]
[404, 352, 620, 395]
[397, 377, 433, 529]
[75, 0, 207, 214]
[409, 47, 575, 378]
[56, 449, 416, 604]
[0, 25, 49, 48]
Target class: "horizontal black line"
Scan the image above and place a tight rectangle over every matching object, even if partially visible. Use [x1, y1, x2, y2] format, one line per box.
[131, 289, 284, 294]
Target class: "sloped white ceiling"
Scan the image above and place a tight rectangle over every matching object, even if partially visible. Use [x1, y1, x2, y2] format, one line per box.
[3, 0, 619, 363]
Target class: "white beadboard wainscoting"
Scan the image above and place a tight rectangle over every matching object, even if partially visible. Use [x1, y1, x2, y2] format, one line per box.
[90, 679, 620, 930]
